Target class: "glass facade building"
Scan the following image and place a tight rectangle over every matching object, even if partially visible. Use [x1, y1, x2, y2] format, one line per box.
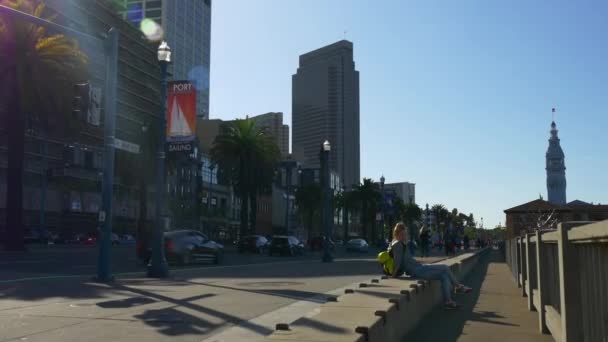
[122, 0, 212, 119]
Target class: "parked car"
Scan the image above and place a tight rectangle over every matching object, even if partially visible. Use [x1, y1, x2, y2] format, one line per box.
[237, 235, 269, 254]
[51, 231, 73, 245]
[159, 230, 224, 265]
[346, 238, 369, 253]
[111, 233, 120, 246]
[24, 227, 51, 244]
[308, 236, 335, 251]
[81, 234, 97, 246]
[67, 233, 96, 245]
[119, 234, 136, 246]
[269, 236, 305, 256]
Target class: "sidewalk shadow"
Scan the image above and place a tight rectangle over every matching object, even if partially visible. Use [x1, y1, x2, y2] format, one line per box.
[403, 251, 516, 341]
[183, 280, 329, 303]
[291, 317, 349, 334]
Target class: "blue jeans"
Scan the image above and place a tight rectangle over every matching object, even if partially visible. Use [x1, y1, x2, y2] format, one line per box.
[412, 264, 458, 301]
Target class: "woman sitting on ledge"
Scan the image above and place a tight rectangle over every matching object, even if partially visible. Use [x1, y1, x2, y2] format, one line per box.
[389, 222, 472, 309]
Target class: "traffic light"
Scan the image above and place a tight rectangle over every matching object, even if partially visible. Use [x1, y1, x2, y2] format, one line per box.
[72, 83, 90, 121]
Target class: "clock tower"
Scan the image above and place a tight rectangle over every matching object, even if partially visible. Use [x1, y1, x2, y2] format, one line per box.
[546, 120, 567, 205]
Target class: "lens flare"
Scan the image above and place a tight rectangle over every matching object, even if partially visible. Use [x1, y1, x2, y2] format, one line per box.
[140, 18, 163, 42]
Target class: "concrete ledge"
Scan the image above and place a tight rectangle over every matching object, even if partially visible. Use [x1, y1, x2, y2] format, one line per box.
[264, 248, 490, 342]
[545, 305, 562, 342]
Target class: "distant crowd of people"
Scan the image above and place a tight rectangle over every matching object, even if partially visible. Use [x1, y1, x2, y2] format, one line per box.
[407, 223, 494, 257]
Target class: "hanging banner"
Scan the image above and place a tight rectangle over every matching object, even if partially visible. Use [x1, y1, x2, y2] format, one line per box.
[166, 81, 196, 142]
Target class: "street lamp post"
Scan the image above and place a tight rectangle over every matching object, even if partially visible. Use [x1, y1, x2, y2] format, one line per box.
[380, 175, 385, 244]
[96, 28, 120, 282]
[321, 140, 333, 263]
[147, 41, 171, 278]
[284, 166, 291, 235]
[207, 163, 215, 238]
[278, 161, 297, 235]
[342, 186, 348, 242]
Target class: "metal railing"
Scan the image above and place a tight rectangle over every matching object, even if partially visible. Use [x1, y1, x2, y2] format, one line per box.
[505, 220, 608, 342]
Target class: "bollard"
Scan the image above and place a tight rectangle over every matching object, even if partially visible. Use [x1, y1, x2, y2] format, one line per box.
[355, 326, 369, 341]
[374, 310, 387, 325]
[275, 323, 290, 331]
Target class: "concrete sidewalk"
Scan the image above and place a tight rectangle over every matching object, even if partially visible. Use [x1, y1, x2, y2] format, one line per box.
[0, 254, 447, 342]
[404, 250, 553, 342]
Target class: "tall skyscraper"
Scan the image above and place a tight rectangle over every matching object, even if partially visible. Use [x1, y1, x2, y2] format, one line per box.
[122, 0, 212, 119]
[546, 120, 567, 205]
[292, 40, 360, 188]
[250, 112, 290, 157]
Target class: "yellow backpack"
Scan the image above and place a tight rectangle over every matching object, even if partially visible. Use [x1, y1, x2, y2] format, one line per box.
[377, 250, 394, 276]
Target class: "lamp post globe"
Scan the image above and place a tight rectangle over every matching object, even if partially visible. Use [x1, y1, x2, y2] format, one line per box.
[147, 40, 171, 278]
[157, 41, 171, 63]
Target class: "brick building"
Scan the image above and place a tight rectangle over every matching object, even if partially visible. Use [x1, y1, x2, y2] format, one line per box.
[504, 199, 608, 238]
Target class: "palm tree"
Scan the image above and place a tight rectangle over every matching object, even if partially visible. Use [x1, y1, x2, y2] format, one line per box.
[295, 184, 321, 239]
[352, 178, 381, 243]
[467, 213, 476, 227]
[210, 119, 280, 238]
[401, 202, 422, 241]
[402, 203, 422, 225]
[1, 0, 88, 250]
[334, 189, 356, 241]
[431, 204, 450, 231]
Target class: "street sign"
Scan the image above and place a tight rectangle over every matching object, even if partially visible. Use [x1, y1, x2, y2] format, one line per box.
[113, 138, 140, 154]
[168, 141, 194, 152]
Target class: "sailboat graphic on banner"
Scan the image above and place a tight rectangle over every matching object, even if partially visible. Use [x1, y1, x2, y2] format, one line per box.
[166, 80, 196, 143]
[169, 99, 192, 138]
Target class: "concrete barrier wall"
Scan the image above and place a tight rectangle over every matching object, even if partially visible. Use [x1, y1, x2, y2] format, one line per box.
[506, 220, 608, 342]
[265, 248, 490, 342]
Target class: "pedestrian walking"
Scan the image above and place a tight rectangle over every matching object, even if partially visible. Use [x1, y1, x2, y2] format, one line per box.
[419, 225, 430, 257]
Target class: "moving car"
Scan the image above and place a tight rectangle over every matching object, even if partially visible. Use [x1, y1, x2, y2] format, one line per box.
[346, 238, 369, 253]
[163, 230, 224, 265]
[308, 236, 335, 251]
[237, 235, 269, 254]
[269, 236, 305, 256]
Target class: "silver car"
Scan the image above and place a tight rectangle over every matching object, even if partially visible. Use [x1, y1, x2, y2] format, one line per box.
[346, 238, 369, 253]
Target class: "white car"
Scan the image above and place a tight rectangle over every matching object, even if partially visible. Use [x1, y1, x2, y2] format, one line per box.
[346, 238, 369, 253]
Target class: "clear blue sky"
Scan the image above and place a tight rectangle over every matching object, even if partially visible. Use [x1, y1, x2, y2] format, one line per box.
[208, 0, 608, 228]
